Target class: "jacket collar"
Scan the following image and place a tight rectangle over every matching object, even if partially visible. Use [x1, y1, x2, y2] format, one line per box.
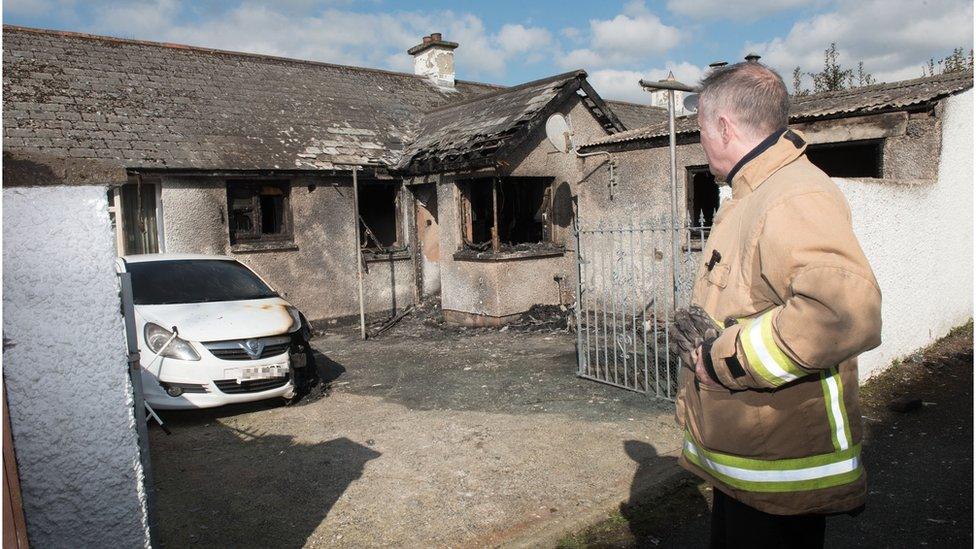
[728, 129, 807, 199]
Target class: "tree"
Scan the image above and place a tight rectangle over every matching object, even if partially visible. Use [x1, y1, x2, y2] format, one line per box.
[925, 47, 974, 76]
[794, 43, 876, 95]
[856, 62, 876, 87]
[791, 66, 809, 96]
[808, 43, 855, 93]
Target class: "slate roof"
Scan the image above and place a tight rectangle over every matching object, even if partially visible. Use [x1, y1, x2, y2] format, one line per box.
[397, 70, 626, 174]
[2, 25, 661, 185]
[604, 100, 668, 130]
[583, 70, 974, 149]
[1, 25, 499, 184]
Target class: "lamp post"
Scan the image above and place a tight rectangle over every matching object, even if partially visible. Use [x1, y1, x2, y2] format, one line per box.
[638, 72, 695, 311]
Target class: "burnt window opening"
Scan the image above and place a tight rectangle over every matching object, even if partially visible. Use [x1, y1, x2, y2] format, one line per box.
[358, 183, 403, 252]
[459, 177, 555, 254]
[112, 177, 160, 255]
[227, 180, 292, 245]
[806, 139, 883, 178]
[686, 166, 719, 229]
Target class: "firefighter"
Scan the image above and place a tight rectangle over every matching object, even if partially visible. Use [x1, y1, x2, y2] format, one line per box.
[671, 62, 883, 548]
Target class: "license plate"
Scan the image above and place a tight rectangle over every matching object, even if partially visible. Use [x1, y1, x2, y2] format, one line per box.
[226, 363, 287, 383]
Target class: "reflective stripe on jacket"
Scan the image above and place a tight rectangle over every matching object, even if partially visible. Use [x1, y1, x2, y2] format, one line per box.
[676, 129, 883, 515]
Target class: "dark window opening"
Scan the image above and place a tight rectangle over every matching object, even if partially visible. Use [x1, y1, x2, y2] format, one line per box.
[458, 177, 555, 254]
[358, 184, 402, 251]
[806, 140, 883, 178]
[686, 166, 719, 228]
[227, 181, 292, 245]
[118, 179, 159, 255]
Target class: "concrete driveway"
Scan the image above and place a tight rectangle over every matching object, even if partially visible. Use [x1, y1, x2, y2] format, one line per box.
[148, 328, 684, 548]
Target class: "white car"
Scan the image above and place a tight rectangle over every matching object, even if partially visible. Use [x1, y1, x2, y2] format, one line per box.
[118, 254, 311, 410]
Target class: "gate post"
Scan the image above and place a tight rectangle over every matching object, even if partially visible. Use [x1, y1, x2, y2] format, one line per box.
[574, 199, 586, 377]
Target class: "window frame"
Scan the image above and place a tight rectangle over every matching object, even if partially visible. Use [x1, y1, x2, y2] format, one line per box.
[357, 182, 407, 254]
[226, 179, 294, 246]
[805, 138, 884, 179]
[684, 165, 718, 231]
[456, 176, 561, 260]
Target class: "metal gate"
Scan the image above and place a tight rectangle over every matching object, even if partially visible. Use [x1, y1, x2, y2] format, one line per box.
[574, 219, 709, 399]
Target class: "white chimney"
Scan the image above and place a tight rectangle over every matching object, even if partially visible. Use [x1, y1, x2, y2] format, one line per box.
[408, 33, 458, 89]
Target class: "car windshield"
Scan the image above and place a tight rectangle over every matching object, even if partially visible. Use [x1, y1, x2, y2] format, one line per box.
[128, 259, 278, 305]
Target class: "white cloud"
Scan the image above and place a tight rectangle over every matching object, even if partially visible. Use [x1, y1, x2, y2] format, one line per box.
[56, 1, 556, 80]
[746, 0, 974, 87]
[666, 0, 813, 20]
[497, 24, 554, 56]
[590, 1, 681, 59]
[557, 1, 682, 70]
[589, 62, 705, 103]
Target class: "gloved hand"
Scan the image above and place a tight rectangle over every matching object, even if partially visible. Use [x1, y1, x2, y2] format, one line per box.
[668, 306, 719, 367]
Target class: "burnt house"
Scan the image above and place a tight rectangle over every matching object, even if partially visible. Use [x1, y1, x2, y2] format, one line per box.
[579, 69, 975, 229]
[2, 26, 662, 326]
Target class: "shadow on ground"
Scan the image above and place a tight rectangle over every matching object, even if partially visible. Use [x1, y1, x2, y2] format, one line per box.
[151, 423, 379, 548]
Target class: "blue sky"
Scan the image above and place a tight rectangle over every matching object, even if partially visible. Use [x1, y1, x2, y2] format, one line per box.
[4, 0, 973, 102]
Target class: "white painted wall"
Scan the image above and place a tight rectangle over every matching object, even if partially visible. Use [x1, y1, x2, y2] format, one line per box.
[2, 186, 150, 548]
[837, 89, 974, 380]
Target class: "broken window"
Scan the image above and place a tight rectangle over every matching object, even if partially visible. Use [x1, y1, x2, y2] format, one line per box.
[458, 177, 555, 255]
[227, 180, 292, 245]
[806, 139, 883, 178]
[357, 183, 403, 252]
[113, 178, 160, 255]
[685, 166, 719, 229]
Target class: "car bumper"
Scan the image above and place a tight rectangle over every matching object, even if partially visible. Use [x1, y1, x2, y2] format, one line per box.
[139, 352, 297, 410]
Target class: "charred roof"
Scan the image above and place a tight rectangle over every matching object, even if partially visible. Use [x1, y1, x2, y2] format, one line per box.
[397, 70, 625, 175]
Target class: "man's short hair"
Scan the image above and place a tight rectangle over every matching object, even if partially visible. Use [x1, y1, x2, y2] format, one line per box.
[697, 62, 790, 139]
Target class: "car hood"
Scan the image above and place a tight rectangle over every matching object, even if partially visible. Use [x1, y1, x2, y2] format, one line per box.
[135, 297, 297, 342]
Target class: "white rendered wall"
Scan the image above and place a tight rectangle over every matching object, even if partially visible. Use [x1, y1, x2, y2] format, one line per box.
[837, 89, 974, 380]
[2, 186, 150, 548]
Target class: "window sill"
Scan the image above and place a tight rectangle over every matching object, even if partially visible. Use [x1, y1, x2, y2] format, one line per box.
[362, 248, 411, 262]
[231, 240, 298, 254]
[453, 244, 566, 263]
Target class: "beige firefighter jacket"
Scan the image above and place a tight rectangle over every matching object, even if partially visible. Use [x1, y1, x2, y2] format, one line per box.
[677, 129, 883, 515]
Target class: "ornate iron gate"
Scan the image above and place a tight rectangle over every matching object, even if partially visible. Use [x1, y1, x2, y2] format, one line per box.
[574, 219, 709, 399]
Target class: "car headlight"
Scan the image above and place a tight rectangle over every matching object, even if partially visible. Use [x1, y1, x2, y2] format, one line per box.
[144, 323, 200, 361]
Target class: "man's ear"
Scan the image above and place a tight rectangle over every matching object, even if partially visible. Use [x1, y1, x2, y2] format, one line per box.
[718, 115, 734, 145]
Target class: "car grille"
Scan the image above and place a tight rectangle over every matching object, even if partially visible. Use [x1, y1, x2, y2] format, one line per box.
[214, 374, 291, 394]
[163, 382, 209, 394]
[203, 335, 291, 361]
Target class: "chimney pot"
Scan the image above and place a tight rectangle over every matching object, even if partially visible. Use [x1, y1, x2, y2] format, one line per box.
[431, 32, 442, 42]
[709, 61, 728, 68]
[423, 35, 432, 45]
[744, 53, 761, 62]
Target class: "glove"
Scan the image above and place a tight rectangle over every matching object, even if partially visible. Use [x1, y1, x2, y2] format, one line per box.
[668, 306, 719, 367]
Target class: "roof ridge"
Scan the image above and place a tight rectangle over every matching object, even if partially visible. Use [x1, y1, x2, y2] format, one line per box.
[605, 98, 666, 109]
[794, 69, 975, 102]
[2, 24, 504, 90]
[420, 69, 587, 114]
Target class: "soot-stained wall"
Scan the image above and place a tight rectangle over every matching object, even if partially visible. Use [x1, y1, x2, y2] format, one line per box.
[431, 97, 611, 322]
[2, 185, 150, 548]
[159, 175, 415, 324]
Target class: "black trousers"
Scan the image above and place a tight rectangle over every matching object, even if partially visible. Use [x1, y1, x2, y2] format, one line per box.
[710, 489, 825, 549]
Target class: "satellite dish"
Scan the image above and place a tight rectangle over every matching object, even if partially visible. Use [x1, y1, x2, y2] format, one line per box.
[683, 93, 700, 113]
[545, 113, 574, 153]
